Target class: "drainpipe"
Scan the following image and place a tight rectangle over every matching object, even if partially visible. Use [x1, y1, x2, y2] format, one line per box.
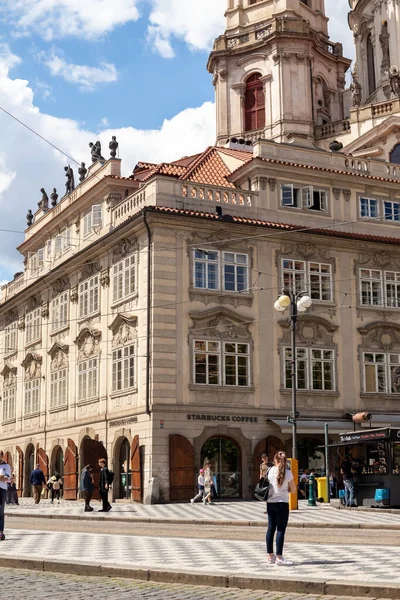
[143, 208, 152, 417]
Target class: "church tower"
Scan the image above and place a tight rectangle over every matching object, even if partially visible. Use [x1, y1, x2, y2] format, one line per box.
[207, 0, 352, 146]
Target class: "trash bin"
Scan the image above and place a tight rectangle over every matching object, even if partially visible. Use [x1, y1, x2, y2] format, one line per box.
[315, 476, 329, 503]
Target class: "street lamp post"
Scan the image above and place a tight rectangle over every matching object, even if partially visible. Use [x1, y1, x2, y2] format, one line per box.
[274, 291, 312, 460]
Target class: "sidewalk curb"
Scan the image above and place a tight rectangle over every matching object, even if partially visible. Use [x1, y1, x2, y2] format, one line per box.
[2, 555, 400, 598]
[6, 511, 400, 530]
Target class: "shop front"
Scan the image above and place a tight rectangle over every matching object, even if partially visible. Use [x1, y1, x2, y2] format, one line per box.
[334, 428, 400, 507]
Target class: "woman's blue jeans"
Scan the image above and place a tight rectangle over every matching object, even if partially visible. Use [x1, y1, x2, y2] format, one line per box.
[0, 488, 6, 532]
[344, 479, 355, 506]
[266, 502, 290, 556]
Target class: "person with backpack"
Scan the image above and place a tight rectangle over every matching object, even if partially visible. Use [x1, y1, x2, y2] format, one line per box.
[47, 472, 63, 504]
[98, 458, 113, 512]
[80, 464, 94, 512]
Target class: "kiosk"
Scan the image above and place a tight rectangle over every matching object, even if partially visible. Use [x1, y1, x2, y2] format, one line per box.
[333, 428, 400, 507]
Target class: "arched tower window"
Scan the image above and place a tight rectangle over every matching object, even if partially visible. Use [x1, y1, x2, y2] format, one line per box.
[366, 33, 376, 97]
[244, 73, 266, 132]
[390, 144, 400, 164]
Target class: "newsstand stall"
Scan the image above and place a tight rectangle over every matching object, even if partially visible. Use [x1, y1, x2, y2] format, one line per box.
[333, 427, 400, 507]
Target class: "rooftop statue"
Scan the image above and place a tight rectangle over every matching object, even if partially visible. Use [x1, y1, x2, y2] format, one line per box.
[350, 71, 362, 107]
[50, 188, 58, 207]
[26, 209, 33, 227]
[78, 162, 87, 182]
[390, 66, 400, 97]
[38, 188, 49, 210]
[89, 140, 104, 163]
[64, 165, 75, 195]
[109, 136, 119, 158]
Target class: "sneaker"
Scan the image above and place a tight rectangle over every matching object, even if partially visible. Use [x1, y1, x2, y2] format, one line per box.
[267, 555, 276, 565]
[0, 533, 5, 541]
[190, 499, 194, 505]
[276, 557, 293, 566]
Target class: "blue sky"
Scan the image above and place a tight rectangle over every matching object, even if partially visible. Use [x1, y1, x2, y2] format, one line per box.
[0, 0, 353, 283]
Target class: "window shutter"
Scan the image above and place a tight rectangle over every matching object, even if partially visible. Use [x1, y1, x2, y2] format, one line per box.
[244, 73, 265, 132]
[320, 190, 328, 211]
[281, 185, 294, 206]
[55, 235, 62, 255]
[92, 204, 102, 227]
[301, 187, 312, 208]
[47, 239, 52, 258]
[37, 248, 44, 268]
[28, 252, 37, 271]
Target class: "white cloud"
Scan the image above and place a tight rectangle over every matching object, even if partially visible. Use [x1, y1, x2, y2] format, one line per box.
[0, 43, 215, 280]
[1, 0, 140, 40]
[41, 50, 118, 91]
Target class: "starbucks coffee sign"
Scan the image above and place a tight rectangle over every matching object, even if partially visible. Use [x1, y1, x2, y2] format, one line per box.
[187, 413, 259, 423]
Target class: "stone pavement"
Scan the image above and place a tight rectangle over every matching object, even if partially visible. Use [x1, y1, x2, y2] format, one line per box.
[7, 498, 400, 527]
[1, 526, 399, 585]
[0, 568, 376, 600]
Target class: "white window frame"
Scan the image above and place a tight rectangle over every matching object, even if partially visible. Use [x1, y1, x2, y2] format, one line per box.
[78, 358, 98, 401]
[281, 258, 332, 301]
[50, 368, 68, 409]
[193, 340, 250, 387]
[112, 344, 135, 392]
[193, 249, 249, 294]
[83, 205, 102, 238]
[359, 268, 400, 308]
[25, 378, 40, 415]
[193, 340, 221, 385]
[112, 254, 137, 303]
[4, 322, 17, 354]
[79, 275, 99, 319]
[284, 347, 335, 391]
[223, 342, 250, 387]
[26, 307, 41, 345]
[360, 196, 379, 219]
[363, 352, 400, 394]
[3, 386, 16, 421]
[280, 184, 328, 212]
[384, 201, 400, 222]
[51, 291, 69, 332]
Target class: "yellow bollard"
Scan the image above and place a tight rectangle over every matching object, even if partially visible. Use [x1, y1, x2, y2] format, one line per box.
[287, 458, 298, 510]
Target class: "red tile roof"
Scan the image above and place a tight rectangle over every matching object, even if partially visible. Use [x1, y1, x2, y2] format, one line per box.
[149, 206, 400, 246]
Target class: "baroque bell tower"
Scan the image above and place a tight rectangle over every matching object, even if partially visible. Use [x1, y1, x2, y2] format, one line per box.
[207, 0, 352, 146]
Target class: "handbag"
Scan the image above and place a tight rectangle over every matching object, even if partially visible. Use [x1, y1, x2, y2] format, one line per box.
[254, 475, 269, 501]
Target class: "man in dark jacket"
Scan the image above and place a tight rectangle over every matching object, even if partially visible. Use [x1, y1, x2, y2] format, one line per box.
[98, 458, 111, 512]
[30, 463, 46, 504]
[80, 465, 94, 512]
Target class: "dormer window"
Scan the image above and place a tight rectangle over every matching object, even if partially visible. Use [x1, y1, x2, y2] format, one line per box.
[244, 73, 265, 132]
[281, 184, 328, 212]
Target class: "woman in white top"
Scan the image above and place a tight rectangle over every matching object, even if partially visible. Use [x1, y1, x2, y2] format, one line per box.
[266, 451, 296, 566]
[0, 450, 11, 541]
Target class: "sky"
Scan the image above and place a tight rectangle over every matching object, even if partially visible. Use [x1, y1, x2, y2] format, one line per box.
[0, 0, 354, 283]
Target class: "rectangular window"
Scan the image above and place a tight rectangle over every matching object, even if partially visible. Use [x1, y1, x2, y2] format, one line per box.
[83, 205, 102, 237]
[79, 275, 99, 318]
[223, 252, 248, 292]
[50, 369, 68, 409]
[4, 322, 17, 354]
[3, 387, 16, 421]
[360, 197, 379, 218]
[112, 254, 136, 302]
[384, 201, 400, 222]
[194, 340, 220, 385]
[51, 291, 69, 331]
[284, 347, 335, 391]
[194, 250, 219, 290]
[359, 269, 400, 308]
[78, 358, 98, 400]
[26, 308, 41, 345]
[282, 259, 306, 295]
[25, 378, 40, 415]
[112, 345, 135, 392]
[224, 342, 250, 386]
[282, 259, 332, 301]
[281, 185, 328, 212]
[364, 352, 400, 394]
[309, 262, 332, 301]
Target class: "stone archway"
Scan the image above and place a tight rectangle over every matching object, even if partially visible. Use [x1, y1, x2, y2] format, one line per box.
[113, 436, 132, 500]
[50, 445, 64, 478]
[80, 436, 108, 500]
[193, 425, 252, 499]
[24, 443, 35, 497]
[201, 436, 242, 499]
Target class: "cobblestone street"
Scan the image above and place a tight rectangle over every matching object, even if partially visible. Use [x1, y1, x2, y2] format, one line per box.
[0, 568, 385, 600]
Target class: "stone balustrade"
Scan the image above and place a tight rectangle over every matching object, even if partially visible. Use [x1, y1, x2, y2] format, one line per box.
[1, 274, 25, 304]
[314, 119, 350, 139]
[112, 189, 147, 227]
[181, 183, 255, 207]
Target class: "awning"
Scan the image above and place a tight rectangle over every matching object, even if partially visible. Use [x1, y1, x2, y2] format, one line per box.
[268, 419, 351, 435]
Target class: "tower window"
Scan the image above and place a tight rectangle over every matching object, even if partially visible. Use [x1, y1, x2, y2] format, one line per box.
[390, 144, 400, 165]
[366, 33, 376, 97]
[244, 73, 266, 132]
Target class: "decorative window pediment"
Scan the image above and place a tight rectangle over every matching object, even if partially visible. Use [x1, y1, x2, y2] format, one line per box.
[109, 314, 137, 348]
[189, 307, 253, 340]
[186, 229, 251, 255]
[21, 352, 42, 379]
[354, 251, 400, 274]
[48, 342, 69, 371]
[1, 364, 17, 379]
[276, 242, 332, 266]
[112, 237, 138, 264]
[79, 261, 100, 283]
[279, 315, 338, 347]
[358, 321, 400, 350]
[52, 277, 70, 297]
[74, 327, 101, 359]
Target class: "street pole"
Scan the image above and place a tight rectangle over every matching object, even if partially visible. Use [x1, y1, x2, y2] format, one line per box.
[325, 422, 330, 504]
[291, 293, 298, 461]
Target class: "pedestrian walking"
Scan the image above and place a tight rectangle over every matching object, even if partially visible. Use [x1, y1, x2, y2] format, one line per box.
[0, 450, 11, 540]
[203, 461, 214, 505]
[98, 458, 112, 512]
[30, 463, 46, 504]
[80, 464, 94, 512]
[6, 474, 19, 505]
[190, 468, 205, 504]
[341, 455, 356, 507]
[266, 451, 296, 566]
[260, 453, 269, 513]
[47, 472, 63, 504]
